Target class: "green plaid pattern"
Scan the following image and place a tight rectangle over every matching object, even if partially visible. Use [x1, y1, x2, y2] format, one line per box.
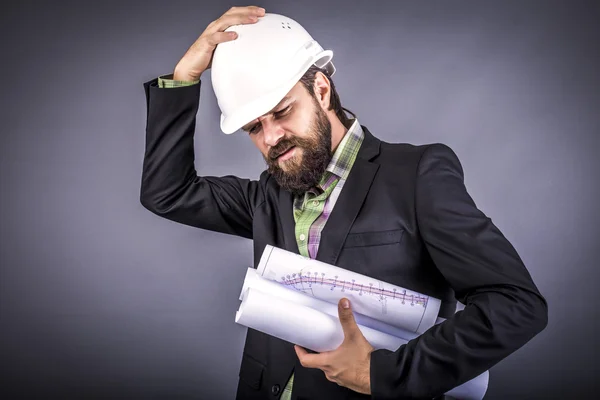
[283, 121, 363, 399]
[158, 73, 365, 399]
[292, 124, 363, 259]
[157, 73, 199, 88]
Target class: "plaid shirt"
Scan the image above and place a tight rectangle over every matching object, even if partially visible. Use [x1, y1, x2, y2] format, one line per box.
[291, 120, 364, 258]
[158, 74, 365, 399]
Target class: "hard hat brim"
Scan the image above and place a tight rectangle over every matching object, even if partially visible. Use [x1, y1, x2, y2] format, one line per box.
[219, 51, 335, 135]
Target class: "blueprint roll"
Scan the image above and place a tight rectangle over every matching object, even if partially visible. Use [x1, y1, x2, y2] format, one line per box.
[257, 245, 441, 334]
[234, 286, 489, 400]
[235, 287, 407, 353]
[240, 267, 420, 341]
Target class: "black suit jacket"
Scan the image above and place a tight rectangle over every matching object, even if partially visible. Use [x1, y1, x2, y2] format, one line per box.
[140, 77, 548, 399]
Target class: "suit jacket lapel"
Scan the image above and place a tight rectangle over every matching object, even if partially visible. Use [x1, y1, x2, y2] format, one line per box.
[316, 126, 381, 265]
[276, 125, 381, 261]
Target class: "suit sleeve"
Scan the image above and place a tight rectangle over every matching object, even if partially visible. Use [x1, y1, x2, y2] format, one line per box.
[139, 77, 264, 239]
[369, 143, 548, 399]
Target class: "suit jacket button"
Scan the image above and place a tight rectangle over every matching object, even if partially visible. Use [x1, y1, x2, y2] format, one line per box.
[271, 384, 281, 395]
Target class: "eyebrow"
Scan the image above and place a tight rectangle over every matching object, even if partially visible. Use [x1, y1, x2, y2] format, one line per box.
[241, 96, 292, 132]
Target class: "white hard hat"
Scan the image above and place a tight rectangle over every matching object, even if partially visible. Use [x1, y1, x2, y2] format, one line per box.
[211, 13, 336, 134]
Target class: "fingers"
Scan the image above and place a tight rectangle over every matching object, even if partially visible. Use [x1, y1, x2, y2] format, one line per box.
[209, 6, 265, 34]
[338, 298, 358, 342]
[212, 13, 259, 33]
[225, 5, 265, 17]
[199, 6, 265, 53]
[295, 345, 329, 370]
[224, 5, 266, 17]
[205, 30, 238, 47]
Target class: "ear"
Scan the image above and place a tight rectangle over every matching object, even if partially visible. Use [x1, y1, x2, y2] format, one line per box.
[313, 71, 332, 111]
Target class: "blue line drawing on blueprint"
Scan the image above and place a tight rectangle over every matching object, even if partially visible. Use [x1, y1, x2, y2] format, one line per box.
[257, 245, 441, 334]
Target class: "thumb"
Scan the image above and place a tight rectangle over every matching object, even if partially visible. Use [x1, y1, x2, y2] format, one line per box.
[338, 298, 358, 341]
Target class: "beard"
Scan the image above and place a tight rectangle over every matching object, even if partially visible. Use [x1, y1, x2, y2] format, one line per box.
[264, 99, 332, 197]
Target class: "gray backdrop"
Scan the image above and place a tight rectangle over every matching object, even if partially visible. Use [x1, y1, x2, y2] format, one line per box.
[1, 0, 599, 398]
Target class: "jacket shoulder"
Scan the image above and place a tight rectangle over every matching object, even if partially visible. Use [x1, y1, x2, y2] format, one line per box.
[378, 139, 458, 166]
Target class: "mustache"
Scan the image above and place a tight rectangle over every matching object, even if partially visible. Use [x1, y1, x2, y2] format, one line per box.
[269, 139, 301, 160]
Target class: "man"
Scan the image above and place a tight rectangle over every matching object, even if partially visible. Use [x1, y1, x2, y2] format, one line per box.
[140, 6, 548, 399]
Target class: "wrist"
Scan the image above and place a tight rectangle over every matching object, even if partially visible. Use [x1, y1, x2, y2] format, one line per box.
[173, 64, 201, 82]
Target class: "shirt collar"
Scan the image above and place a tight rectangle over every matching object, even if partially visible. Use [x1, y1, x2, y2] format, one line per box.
[325, 118, 363, 178]
[311, 118, 363, 192]
[300, 118, 365, 198]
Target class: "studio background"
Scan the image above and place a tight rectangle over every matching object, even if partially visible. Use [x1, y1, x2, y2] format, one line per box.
[1, 0, 598, 398]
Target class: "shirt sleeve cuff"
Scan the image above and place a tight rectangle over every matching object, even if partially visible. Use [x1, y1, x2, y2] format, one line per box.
[157, 73, 200, 88]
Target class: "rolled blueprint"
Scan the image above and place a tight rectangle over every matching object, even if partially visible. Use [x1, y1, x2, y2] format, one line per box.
[240, 267, 420, 341]
[257, 244, 440, 334]
[235, 287, 407, 352]
[235, 285, 489, 400]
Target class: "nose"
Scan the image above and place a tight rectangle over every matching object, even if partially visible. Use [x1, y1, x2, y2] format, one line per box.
[261, 117, 285, 148]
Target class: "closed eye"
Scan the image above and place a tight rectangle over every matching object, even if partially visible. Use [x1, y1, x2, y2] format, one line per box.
[274, 105, 291, 118]
[248, 124, 260, 135]
[247, 105, 292, 135]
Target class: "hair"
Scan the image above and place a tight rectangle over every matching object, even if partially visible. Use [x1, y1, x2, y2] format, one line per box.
[298, 65, 356, 129]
